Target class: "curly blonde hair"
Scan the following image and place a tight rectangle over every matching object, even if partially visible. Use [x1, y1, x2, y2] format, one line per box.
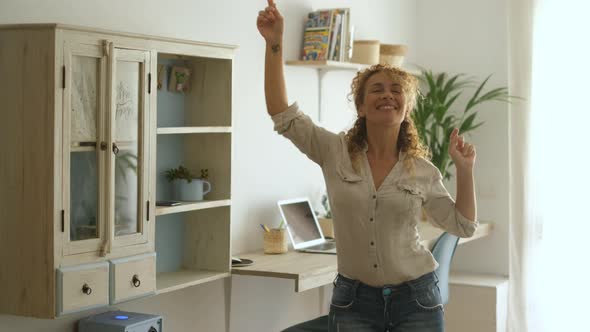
[345, 64, 429, 172]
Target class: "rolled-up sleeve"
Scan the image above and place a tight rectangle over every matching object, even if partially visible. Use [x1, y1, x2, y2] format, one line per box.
[271, 102, 337, 166]
[423, 169, 478, 238]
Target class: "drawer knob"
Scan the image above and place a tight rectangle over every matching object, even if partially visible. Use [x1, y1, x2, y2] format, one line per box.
[132, 274, 141, 287]
[82, 283, 92, 295]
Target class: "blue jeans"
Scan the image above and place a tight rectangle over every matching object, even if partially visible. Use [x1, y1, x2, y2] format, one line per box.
[329, 272, 444, 332]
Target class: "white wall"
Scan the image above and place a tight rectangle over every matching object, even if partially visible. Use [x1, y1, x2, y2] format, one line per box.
[416, 0, 510, 277]
[0, 0, 417, 331]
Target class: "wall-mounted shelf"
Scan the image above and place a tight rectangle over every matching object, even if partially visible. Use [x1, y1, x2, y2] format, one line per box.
[285, 60, 367, 70]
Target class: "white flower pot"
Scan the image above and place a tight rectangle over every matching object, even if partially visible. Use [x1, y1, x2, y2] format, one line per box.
[174, 179, 211, 201]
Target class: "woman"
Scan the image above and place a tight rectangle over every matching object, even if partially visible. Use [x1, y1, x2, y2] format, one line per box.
[257, 1, 478, 331]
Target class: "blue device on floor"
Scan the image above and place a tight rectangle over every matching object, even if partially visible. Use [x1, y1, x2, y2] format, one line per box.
[78, 310, 162, 332]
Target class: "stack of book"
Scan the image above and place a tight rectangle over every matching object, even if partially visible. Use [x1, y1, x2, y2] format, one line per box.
[300, 8, 352, 62]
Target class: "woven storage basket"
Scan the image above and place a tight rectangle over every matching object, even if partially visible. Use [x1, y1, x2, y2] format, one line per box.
[263, 228, 288, 254]
[379, 44, 408, 67]
[351, 40, 380, 65]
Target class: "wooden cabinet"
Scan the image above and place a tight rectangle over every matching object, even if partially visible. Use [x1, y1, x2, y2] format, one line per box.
[0, 24, 235, 318]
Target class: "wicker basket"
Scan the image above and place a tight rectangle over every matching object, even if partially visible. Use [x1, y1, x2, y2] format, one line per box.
[379, 44, 408, 67]
[263, 228, 288, 254]
[351, 40, 380, 65]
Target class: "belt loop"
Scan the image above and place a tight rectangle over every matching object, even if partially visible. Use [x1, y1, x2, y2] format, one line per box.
[333, 274, 340, 287]
[351, 279, 360, 299]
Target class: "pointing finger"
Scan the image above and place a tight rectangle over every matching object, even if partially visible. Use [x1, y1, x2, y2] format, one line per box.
[450, 128, 459, 145]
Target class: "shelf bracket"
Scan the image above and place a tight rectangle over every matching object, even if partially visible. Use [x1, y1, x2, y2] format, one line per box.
[317, 69, 328, 123]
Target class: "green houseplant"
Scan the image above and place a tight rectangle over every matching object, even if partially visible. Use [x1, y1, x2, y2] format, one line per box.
[165, 165, 208, 183]
[412, 70, 514, 180]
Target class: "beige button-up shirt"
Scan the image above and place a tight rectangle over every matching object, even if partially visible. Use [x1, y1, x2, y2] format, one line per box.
[272, 103, 478, 286]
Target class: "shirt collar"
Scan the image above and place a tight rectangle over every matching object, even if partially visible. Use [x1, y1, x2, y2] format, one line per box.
[363, 142, 407, 161]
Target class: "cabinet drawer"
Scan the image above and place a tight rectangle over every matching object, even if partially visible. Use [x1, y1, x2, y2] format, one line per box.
[56, 262, 109, 316]
[110, 252, 156, 304]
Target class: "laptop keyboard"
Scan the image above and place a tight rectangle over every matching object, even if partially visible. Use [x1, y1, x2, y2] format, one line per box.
[307, 242, 336, 250]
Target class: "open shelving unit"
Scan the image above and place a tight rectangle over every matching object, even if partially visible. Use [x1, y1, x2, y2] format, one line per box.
[154, 53, 233, 293]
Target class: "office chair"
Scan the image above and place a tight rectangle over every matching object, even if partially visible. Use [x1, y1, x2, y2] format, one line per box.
[281, 232, 459, 331]
[429, 231, 460, 305]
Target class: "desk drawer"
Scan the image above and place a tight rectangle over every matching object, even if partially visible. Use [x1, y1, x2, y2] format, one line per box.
[56, 262, 109, 315]
[109, 252, 156, 304]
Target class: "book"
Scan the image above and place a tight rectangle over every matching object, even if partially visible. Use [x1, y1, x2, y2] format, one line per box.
[300, 8, 352, 62]
[328, 12, 342, 60]
[301, 10, 333, 61]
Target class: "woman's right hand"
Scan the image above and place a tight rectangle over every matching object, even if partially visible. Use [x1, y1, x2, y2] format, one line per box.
[257, 0, 284, 44]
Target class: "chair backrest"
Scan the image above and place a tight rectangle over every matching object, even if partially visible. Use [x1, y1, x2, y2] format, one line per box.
[430, 232, 460, 305]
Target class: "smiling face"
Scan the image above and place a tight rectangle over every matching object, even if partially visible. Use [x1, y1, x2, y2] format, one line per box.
[358, 71, 408, 128]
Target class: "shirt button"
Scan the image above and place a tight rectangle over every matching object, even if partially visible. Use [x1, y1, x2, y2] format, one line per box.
[370, 218, 374, 222]
[373, 195, 377, 199]
[373, 264, 378, 268]
[370, 241, 375, 246]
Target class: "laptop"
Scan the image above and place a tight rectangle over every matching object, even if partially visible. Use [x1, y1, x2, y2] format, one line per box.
[277, 198, 337, 254]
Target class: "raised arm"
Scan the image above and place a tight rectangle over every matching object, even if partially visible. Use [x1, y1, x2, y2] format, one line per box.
[449, 128, 477, 222]
[257, 0, 288, 116]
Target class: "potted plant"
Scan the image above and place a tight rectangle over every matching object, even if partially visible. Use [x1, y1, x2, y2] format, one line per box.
[316, 193, 334, 239]
[165, 166, 211, 201]
[412, 70, 515, 180]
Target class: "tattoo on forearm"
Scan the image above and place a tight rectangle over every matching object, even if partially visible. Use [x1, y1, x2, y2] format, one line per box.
[271, 43, 280, 54]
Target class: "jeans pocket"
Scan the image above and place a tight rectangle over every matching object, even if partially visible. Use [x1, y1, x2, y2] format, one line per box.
[412, 284, 444, 312]
[330, 283, 355, 309]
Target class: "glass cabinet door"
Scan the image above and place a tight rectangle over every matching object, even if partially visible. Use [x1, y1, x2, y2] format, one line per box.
[109, 48, 151, 248]
[63, 42, 107, 255]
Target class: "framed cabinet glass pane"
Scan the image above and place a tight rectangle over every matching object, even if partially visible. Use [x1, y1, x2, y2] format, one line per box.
[70, 151, 99, 240]
[68, 48, 104, 244]
[111, 49, 150, 240]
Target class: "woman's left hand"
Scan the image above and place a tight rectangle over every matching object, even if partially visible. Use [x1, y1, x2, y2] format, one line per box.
[448, 128, 476, 171]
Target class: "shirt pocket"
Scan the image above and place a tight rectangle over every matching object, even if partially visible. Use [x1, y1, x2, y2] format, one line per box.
[397, 182, 425, 210]
[336, 162, 363, 183]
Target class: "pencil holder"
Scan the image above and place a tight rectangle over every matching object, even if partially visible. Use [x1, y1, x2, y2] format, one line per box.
[263, 228, 288, 254]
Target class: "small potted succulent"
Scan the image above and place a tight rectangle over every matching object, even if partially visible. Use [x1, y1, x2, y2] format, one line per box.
[316, 193, 334, 239]
[165, 166, 211, 201]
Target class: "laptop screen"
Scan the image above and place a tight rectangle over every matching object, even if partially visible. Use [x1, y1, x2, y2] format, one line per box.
[278, 199, 323, 246]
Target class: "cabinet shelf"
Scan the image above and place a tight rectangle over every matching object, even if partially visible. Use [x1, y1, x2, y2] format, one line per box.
[156, 269, 230, 295]
[155, 199, 231, 216]
[157, 126, 232, 135]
